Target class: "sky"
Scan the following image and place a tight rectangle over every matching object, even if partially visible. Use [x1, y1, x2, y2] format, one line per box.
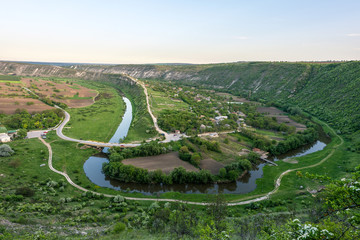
[0, 0, 360, 64]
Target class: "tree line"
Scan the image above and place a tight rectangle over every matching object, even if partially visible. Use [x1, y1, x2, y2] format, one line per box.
[0, 108, 64, 130]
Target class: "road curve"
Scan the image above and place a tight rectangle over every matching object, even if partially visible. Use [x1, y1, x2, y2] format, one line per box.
[39, 136, 268, 205]
[40, 120, 343, 206]
[124, 75, 172, 142]
[55, 75, 175, 146]
[55, 108, 140, 147]
[49, 75, 343, 205]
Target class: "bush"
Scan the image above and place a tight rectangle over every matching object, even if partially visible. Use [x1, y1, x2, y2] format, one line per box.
[0, 144, 14, 157]
[8, 159, 21, 168]
[113, 195, 125, 203]
[112, 222, 126, 233]
[15, 187, 35, 197]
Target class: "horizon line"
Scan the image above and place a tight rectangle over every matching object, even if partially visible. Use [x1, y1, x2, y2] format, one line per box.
[1, 59, 359, 66]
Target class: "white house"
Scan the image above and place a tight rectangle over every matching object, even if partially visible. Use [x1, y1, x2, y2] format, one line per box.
[0, 133, 11, 143]
[214, 116, 228, 121]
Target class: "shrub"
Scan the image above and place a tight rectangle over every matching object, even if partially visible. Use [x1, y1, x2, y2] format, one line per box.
[0, 144, 14, 157]
[113, 195, 125, 203]
[15, 187, 35, 197]
[112, 222, 126, 233]
[8, 159, 21, 168]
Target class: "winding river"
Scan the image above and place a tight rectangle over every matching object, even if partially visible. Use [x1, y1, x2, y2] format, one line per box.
[83, 98, 331, 195]
[102, 97, 132, 153]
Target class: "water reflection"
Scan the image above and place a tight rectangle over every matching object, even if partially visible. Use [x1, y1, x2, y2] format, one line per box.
[84, 140, 328, 195]
[103, 97, 132, 153]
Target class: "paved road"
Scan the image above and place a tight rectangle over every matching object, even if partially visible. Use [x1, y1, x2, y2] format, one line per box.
[27, 130, 48, 139]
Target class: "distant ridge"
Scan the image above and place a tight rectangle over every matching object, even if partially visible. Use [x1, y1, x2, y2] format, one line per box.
[0, 60, 359, 133]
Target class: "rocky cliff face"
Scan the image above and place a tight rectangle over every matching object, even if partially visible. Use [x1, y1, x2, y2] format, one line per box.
[0, 61, 134, 84]
[74, 64, 203, 81]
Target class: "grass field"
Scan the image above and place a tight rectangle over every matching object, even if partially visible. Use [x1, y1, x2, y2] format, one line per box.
[0, 139, 63, 189]
[62, 86, 125, 142]
[114, 82, 158, 143]
[254, 129, 285, 140]
[0, 80, 21, 83]
[123, 114, 155, 143]
[148, 87, 189, 117]
[0, 75, 21, 81]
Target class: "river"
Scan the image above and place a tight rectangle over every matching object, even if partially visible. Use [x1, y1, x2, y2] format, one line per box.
[102, 97, 132, 153]
[83, 98, 331, 195]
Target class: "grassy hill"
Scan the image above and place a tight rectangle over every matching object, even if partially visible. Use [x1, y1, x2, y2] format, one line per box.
[74, 61, 359, 134]
[1, 61, 359, 133]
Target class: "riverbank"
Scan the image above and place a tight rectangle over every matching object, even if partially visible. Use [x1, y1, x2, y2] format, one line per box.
[37, 116, 350, 206]
[62, 83, 125, 142]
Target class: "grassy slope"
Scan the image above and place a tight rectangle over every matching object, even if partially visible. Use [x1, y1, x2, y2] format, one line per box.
[107, 81, 157, 143]
[0, 139, 63, 190]
[131, 61, 359, 134]
[286, 62, 360, 133]
[148, 87, 189, 117]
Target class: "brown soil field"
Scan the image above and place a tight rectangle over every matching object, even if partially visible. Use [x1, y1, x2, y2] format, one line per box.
[122, 152, 199, 174]
[62, 99, 95, 108]
[215, 92, 251, 102]
[0, 97, 54, 114]
[257, 106, 306, 132]
[0, 82, 28, 97]
[199, 159, 224, 175]
[22, 78, 97, 108]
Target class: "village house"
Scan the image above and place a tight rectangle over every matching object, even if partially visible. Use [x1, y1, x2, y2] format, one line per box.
[214, 116, 228, 121]
[238, 111, 246, 117]
[0, 133, 11, 143]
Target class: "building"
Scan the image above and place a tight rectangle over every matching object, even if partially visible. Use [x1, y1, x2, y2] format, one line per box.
[215, 116, 228, 121]
[238, 111, 246, 117]
[0, 133, 11, 143]
[174, 130, 181, 134]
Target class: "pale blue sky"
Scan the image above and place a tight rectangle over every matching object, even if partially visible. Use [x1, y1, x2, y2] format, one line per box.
[1, 0, 359, 64]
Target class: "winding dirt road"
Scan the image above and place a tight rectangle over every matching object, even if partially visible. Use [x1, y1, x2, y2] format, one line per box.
[55, 75, 178, 146]
[40, 120, 342, 206]
[44, 74, 344, 205]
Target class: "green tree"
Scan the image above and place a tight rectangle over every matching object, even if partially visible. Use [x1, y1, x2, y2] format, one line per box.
[16, 129, 27, 139]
